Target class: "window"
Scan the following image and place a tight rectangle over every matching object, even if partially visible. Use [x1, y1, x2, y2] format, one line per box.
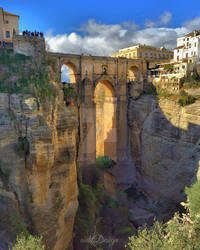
[177, 56, 179, 61]
[186, 53, 188, 58]
[194, 52, 196, 56]
[5, 20, 9, 24]
[183, 39, 185, 41]
[189, 43, 191, 48]
[182, 65, 185, 69]
[6, 31, 10, 38]
[187, 38, 189, 41]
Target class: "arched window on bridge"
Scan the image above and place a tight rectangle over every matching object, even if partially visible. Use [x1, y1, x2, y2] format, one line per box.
[128, 66, 139, 82]
[61, 63, 76, 84]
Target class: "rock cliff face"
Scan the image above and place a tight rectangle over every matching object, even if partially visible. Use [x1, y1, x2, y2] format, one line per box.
[0, 87, 78, 249]
[128, 95, 200, 214]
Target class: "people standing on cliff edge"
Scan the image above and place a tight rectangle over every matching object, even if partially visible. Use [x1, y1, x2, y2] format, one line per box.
[22, 30, 44, 38]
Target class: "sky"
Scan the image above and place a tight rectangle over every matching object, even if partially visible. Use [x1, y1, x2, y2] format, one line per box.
[2, 0, 200, 56]
[2, 0, 200, 81]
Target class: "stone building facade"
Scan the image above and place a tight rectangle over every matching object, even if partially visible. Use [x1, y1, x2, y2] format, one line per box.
[110, 44, 173, 61]
[0, 7, 19, 43]
[174, 30, 200, 62]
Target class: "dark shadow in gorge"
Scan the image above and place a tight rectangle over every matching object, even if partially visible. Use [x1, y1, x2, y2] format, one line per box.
[127, 90, 200, 228]
[75, 81, 200, 250]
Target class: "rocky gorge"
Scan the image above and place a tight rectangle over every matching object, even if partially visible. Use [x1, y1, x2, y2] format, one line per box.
[0, 47, 200, 250]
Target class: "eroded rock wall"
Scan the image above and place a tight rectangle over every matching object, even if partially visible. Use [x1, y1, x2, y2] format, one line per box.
[0, 87, 78, 249]
[129, 95, 200, 211]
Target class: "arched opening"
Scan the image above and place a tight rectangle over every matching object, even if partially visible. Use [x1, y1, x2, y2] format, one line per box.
[94, 80, 117, 161]
[61, 62, 76, 84]
[128, 66, 139, 82]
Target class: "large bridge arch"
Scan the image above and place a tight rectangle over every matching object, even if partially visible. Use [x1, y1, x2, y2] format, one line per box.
[94, 79, 117, 161]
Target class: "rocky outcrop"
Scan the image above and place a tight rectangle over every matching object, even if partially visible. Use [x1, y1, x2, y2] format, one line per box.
[0, 86, 78, 249]
[128, 95, 200, 213]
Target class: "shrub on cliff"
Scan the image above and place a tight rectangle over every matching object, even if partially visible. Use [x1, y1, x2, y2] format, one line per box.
[12, 232, 45, 250]
[74, 182, 99, 238]
[185, 180, 200, 217]
[63, 85, 77, 106]
[178, 90, 196, 106]
[127, 180, 200, 250]
[183, 71, 200, 88]
[96, 156, 116, 169]
[157, 89, 171, 99]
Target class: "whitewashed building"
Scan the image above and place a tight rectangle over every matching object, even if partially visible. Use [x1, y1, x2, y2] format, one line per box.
[174, 30, 200, 62]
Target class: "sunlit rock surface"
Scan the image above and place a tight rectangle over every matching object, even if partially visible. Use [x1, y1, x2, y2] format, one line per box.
[0, 89, 78, 250]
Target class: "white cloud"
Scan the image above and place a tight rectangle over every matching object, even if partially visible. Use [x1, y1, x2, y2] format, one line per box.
[183, 16, 200, 30]
[145, 11, 172, 27]
[45, 14, 197, 57]
[160, 11, 172, 25]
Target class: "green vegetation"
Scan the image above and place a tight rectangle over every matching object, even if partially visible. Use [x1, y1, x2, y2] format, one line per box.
[185, 180, 200, 218]
[0, 49, 31, 65]
[7, 212, 28, 237]
[141, 84, 157, 96]
[74, 182, 99, 238]
[63, 85, 78, 105]
[0, 211, 28, 239]
[96, 155, 116, 169]
[157, 89, 172, 99]
[74, 164, 120, 239]
[178, 89, 196, 106]
[128, 180, 200, 250]
[12, 232, 45, 250]
[74, 165, 100, 237]
[183, 71, 200, 88]
[120, 226, 135, 234]
[0, 209, 45, 249]
[0, 49, 56, 103]
[163, 64, 174, 72]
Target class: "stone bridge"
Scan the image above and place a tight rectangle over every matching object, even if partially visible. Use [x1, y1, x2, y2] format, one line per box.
[13, 35, 148, 183]
[47, 52, 147, 176]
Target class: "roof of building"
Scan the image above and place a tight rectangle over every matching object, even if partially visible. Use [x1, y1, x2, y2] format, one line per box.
[185, 30, 200, 37]
[4, 11, 19, 17]
[174, 45, 185, 50]
[117, 44, 173, 53]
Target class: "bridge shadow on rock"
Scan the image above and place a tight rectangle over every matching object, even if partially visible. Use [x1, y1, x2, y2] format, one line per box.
[127, 89, 200, 227]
